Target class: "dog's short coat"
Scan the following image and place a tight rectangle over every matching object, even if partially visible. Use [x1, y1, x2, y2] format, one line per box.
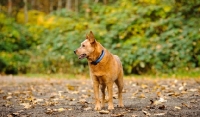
[74, 31, 124, 110]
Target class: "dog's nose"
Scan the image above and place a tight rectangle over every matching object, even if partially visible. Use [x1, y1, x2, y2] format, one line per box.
[74, 50, 76, 54]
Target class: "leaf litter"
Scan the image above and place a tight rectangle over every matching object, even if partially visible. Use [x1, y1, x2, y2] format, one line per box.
[0, 76, 200, 117]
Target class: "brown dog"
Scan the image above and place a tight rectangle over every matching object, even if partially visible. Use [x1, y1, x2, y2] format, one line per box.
[74, 31, 124, 110]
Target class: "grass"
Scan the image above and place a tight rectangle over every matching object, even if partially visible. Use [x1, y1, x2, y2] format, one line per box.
[127, 68, 200, 79]
[19, 73, 89, 79]
[7, 68, 199, 80]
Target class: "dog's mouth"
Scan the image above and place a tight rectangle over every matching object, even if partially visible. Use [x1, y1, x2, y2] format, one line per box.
[78, 54, 87, 59]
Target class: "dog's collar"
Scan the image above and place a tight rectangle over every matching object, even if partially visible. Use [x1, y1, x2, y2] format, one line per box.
[91, 50, 105, 65]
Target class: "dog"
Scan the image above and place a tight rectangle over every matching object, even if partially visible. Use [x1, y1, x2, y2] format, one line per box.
[74, 31, 124, 110]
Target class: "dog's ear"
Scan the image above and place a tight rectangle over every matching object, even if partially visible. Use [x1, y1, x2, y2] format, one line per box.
[88, 31, 95, 43]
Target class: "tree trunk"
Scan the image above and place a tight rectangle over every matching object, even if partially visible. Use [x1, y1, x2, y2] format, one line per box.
[103, 0, 108, 5]
[31, 0, 35, 10]
[43, 0, 50, 13]
[8, 0, 12, 16]
[57, 0, 62, 10]
[23, 0, 28, 23]
[75, 0, 78, 12]
[49, 0, 54, 12]
[66, 0, 71, 10]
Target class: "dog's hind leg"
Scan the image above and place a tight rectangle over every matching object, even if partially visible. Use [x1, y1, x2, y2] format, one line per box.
[115, 71, 124, 108]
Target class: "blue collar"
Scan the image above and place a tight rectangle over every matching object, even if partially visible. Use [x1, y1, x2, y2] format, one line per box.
[91, 50, 105, 65]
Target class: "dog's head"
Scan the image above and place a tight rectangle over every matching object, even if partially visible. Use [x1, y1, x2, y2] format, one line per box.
[74, 31, 96, 59]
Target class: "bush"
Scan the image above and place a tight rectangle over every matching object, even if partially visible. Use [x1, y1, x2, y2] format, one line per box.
[0, 0, 200, 75]
[0, 13, 32, 74]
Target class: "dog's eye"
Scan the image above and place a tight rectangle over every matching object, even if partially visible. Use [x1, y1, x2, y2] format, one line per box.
[82, 45, 85, 47]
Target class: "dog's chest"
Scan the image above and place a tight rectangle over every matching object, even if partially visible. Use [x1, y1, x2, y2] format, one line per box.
[90, 64, 108, 76]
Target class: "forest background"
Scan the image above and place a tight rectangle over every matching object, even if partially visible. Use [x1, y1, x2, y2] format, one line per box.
[0, 0, 200, 77]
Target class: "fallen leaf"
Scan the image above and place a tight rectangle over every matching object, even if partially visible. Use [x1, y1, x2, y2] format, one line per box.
[174, 80, 178, 84]
[17, 110, 24, 113]
[84, 107, 92, 111]
[46, 108, 53, 114]
[150, 100, 154, 105]
[181, 90, 187, 94]
[99, 110, 109, 114]
[158, 105, 166, 110]
[3, 96, 7, 100]
[6, 95, 12, 99]
[78, 99, 87, 104]
[157, 92, 162, 97]
[7, 114, 13, 117]
[138, 94, 146, 98]
[189, 88, 198, 92]
[111, 113, 124, 117]
[154, 113, 165, 116]
[158, 97, 167, 103]
[141, 84, 148, 89]
[66, 84, 78, 91]
[58, 91, 63, 97]
[179, 86, 184, 90]
[182, 103, 191, 108]
[132, 114, 138, 117]
[132, 83, 137, 87]
[142, 110, 151, 116]
[20, 103, 31, 109]
[57, 108, 65, 112]
[0, 89, 4, 94]
[174, 106, 181, 110]
[35, 98, 44, 102]
[190, 99, 197, 103]
[125, 107, 138, 111]
[150, 97, 167, 105]
[12, 112, 20, 116]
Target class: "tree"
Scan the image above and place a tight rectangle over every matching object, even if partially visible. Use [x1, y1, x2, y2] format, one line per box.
[23, 0, 28, 23]
[49, 0, 54, 12]
[8, 0, 12, 16]
[57, 0, 62, 10]
[66, 0, 71, 11]
[75, 0, 78, 12]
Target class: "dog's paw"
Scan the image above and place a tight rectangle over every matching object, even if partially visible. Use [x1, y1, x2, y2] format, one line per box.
[118, 104, 124, 108]
[108, 106, 114, 110]
[94, 105, 101, 111]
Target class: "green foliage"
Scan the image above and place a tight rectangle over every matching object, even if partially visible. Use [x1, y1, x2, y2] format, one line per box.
[0, 0, 200, 75]
[0, 14, 32, 74]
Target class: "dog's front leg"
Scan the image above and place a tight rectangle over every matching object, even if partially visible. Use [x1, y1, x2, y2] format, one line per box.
[93, 80, 101, 111]
[107, 82, 114, 110]
[100, 84, 106, 108]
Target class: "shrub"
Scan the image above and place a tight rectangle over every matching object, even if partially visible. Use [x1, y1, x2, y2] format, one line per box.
[1, 0, 200, 75]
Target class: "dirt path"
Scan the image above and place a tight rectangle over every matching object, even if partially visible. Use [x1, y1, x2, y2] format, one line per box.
[0, 76, 200, 117]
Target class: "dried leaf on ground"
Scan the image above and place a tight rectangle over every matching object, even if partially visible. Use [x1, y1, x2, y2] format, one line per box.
[84, 107, 92, 111]
[138, 94, 146, 98]
[154, 113, 165, 116]
[141, 84, 148, 89]
[132, 114, 138, 117]
[20, 103, 32, 109]
[174, 106, 181, 110]
[99, 110, 109, 114]
[158, 105, 166, 110]
[111, 113, 124, 117]
[142, 110, 151, 116]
